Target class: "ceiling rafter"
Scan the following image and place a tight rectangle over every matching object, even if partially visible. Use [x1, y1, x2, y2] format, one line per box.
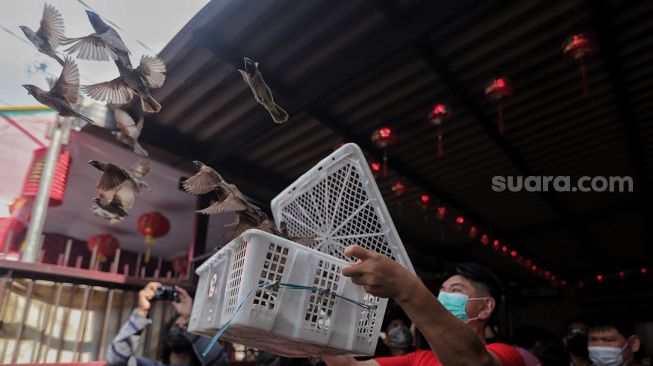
[373, 0, 607, 264]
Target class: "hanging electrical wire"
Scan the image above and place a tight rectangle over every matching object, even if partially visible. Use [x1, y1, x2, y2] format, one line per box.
[76, 0, 156, 53]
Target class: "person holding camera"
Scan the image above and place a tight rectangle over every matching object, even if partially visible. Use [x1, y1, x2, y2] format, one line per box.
[106, 282, 228, 366]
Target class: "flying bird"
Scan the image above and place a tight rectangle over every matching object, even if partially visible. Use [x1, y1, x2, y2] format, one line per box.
[62, 10, 132, 67]
[81, 55, 166, 113]
[131, 160, 150, 178]
[183, 161, 259, 215]
[182, 161, 226, 195]
[19, 4, 66, 66]
[22, 58, 97, 125]
[196, 184, 251, 215]
[225, 207, 276, 240]
[279, 221, 314, 246]
[238, 58, 288, 124]
[88, 160, 139, 208]
[91, 203, 125, 224]
[92, 198, 128, 218]
[130, 160, 151, 191]
[112, 109, 148, 156]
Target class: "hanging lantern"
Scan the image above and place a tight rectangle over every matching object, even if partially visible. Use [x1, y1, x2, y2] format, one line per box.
[87, 233, 119, 263]
[469, 225, 478, 238]
[492, 239, 500, 249]
[137, 211, 170, 263]
[370, 161, 382, 178]
[391, 180, 407, 197]
[427, 104, 452, 158]
[484, 77, 513, 135]
[455, 216, 464, 230]
[371, 127, 396, 177]
[22, 148, 72, 207]
[480, 234, 489, 245]
[0, 218, 26, 253]
[419, 194, 430, 211]
[436, 206, 446, 220]
[172, 255, 189, 276]
[563, 33, 597, 96]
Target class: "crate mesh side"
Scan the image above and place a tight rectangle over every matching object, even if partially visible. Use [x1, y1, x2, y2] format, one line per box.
[280, 162, 394, 261]
[304, 259, 341, 332]
[225, 241, 247, 315]
[356, 293, 381, 339]
[253, 242, 288, 310]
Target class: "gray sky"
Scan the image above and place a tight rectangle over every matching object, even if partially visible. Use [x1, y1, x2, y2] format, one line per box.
[0, 0, 209, 106]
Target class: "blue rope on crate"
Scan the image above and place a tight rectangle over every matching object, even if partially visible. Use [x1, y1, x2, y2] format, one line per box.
[201, 280, 378, 357]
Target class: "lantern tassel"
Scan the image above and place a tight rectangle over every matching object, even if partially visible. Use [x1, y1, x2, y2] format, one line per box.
[437, 126, 444, 158]
[382, 150, 388, 177]
[145, 246, 152, 263]
[579, 63, 589, 96]
[497, 103, 505, 135]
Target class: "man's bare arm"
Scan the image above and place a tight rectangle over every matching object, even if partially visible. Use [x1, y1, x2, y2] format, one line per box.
[341, 246, 500, 366]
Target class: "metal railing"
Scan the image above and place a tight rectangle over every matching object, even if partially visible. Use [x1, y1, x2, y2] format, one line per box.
[0, 239, 191, 364]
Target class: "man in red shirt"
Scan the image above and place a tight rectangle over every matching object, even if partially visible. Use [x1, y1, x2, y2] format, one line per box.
[323, 246, 525, 366]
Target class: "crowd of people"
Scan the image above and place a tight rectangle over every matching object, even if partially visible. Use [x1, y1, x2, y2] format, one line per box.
[106, 245, 648, 366]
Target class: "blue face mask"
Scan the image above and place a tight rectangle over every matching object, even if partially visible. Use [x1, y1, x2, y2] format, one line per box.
[437, 291, 486, 322]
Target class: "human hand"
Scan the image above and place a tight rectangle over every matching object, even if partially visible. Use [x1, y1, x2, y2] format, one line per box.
[172, 286, 193, 321]
[136, 282, 161, 317]
[341, 245, 418, 301]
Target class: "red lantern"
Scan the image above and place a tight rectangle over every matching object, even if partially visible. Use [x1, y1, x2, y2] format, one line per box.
[87, 233, 119, 263]
[469, 225, 478, 239]
[427, 104, 452, 157]
[484, 77, 513, 135]
[137, 211, 170, 262]
[510, 250, 517, 257]
[0, 217, 26, 253]
[391, 180, 406, 197]
[455, 216, 464, 230]
[22, 148, 71, 207]
[371, 127, 396, 177]
[370, 162, 382, 178]
[493, 239, 500, 249]
[172, 255, 189, 276]
[618, 271, 625, 279]
[596, 274, 603, 282]
[563, 33, 597, 96]
[436, 206, 446, 220]
[480, 234, 489, 245]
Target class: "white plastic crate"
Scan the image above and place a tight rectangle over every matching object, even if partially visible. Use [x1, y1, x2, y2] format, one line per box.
[271, 143, 414, 274]
[189, 143, 414, 356]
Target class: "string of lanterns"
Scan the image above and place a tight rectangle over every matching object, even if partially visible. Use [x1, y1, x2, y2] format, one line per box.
[363, 32, 607, 285]
[576, 266, 649, 289]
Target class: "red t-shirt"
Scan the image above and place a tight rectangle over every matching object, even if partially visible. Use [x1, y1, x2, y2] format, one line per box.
[375, 343, 525, 366]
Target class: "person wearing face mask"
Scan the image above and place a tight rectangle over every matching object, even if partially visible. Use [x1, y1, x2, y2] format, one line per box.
[322, 246, 525, 366]
[106, 282, 228, 366]
[563, 320, 590, 366]
[587, 318, 642, 366]
[382, 319, 415, 356]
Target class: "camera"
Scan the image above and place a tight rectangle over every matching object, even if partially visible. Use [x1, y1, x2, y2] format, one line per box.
[153, 285, 179, 302]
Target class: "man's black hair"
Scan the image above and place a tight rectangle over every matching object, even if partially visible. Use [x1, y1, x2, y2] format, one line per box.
[588, 316, 636, 339]
[442, 263, 504, 314]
